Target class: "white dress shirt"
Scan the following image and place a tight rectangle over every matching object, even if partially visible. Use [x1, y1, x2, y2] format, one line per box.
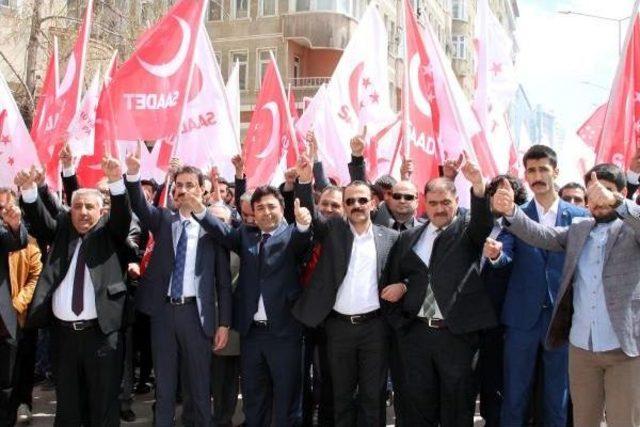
[333, 223, 380, 315]
[414, 222, 447, 319]
[168, 215, 200, 298]
[534, 197, 559, 228]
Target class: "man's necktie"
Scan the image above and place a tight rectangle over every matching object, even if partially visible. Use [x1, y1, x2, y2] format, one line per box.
[258, 233, 271, 272]
[420, 228, 442, 318]
[170, 220, 190, 299]
[72, 239, 86, 315]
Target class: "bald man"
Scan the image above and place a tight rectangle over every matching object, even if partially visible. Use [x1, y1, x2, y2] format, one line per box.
[377, 181, 424, 231]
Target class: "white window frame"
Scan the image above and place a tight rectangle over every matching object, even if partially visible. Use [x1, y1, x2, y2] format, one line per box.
[259, 0, 277, 16]
[232, 0, 250, 20]
[256, 48, 277, 89]
[208, 0, 224, 21]
[0, 0, 11, 8]
[451, 0, 467, 21]
[229, 50, 249, 91]
[452, 34, 467, 60]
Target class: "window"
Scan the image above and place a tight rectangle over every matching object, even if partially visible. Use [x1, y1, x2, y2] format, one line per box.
[0, 0, 10, 7]
[259, 0, 276, 15]
[296, 0, 310, 11]
[229, 51, 248, 90]
[257, 49, 275, 88]
[451, 0, 466, 21]
[452, 35, 467, 59]
[208, 0, 223, 21]
[293, 56, 301, 79]
[233, 0, 248, 19]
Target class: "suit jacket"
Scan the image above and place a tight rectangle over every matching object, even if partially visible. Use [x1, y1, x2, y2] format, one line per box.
[126, 179, 232, 337]
[482, 229, 514, 316]
[504, 201, 640, 357]
[24, 189, 131, 337]
[495, 199, 587, 330]
[385, 191, 497, 334]
[195, 212, 312, 338]
[0, 225, 28, 340]
[8, 237, 42, 327]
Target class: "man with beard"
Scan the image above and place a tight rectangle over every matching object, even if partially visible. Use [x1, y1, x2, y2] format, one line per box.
[495, 145, 587, 426]
[493, 163, 640, 426]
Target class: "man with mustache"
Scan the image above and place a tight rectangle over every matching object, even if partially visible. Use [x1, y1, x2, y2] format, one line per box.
[493, 145, 587, 426]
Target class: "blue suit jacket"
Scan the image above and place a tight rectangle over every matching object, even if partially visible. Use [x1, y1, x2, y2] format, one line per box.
[496, 199, 587, 330]
[125, 180, 232, 337]
[195, 214, 312, 338]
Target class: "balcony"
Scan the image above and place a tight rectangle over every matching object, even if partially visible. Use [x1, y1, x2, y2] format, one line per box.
[289, 76, 331, 88]
[283, 11, 358, 50]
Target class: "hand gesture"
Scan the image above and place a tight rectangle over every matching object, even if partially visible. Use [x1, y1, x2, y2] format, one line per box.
[380, 283, 407, 303]
[296, 154, 313, 184]
[1, 204, 21, 232]
[101, 156, 123, 183]
[182, 192, 205, 216]
[587, 172, 616, 207]
[127, 263, 141, 280]
[125, 141, 142, 176]
[231, 154, 244, 179]
[306, 130, 318, 161]
[294, 198, 311, 227]
[32, 166, 46, 187]
[483, 237, 503, 261]
[350, 126, 366, 157]
[60, 142, 74, 170]
[209, 168, 222, 204]
[491, 177, 515, 216]
[442, 152, 463, 180]
[14, 169, 34, 190]
[460, 151, 485, 196]
[400, 157, 414, 180]
[213, 326, 229, 351]
[168, 157, 183, 175]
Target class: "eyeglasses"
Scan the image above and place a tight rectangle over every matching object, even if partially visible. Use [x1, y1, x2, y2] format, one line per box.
[392, 193, 416, 201]
[345, 197, 370, 207]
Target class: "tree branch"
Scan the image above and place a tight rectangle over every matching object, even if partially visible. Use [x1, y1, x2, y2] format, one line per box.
[0, 50, 35, 110]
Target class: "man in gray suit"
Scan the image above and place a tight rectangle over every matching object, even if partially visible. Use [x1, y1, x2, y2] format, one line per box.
[492, 163, 640, 427]
[293, 155, 401, 427]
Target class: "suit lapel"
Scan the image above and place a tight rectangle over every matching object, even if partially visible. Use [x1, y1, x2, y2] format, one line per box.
[524, 200, 539, 223]
[373, 226, 387, 280]
[409, 223, 429, 271]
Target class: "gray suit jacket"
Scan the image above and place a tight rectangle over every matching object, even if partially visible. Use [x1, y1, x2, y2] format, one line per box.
[504, 200, 640, 357]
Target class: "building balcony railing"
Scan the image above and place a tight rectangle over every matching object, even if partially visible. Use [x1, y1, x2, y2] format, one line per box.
[289, 76, 331, 88]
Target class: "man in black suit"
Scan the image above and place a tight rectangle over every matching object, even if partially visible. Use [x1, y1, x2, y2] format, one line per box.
[0, 202, 27, 426]
[124, 144, 232, 427]
[385, 153, 497, 426]
[18, 157, 131, 427]
[293, 155, 400, 427]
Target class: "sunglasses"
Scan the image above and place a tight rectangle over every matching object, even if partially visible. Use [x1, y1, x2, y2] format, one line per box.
[392, 193, 416, 201]
[345, 197, 370, 207]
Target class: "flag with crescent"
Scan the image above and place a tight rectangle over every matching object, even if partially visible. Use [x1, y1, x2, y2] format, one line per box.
[102, 0, 206, 141]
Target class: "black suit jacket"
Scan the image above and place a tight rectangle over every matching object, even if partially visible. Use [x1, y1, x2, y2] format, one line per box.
[24, 189, 132, 337]
[292, 182, 399, 327]
[386, 191, 497, 334]
[0, 225, 28, 340]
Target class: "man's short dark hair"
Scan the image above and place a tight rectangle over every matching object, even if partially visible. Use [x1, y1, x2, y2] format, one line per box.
[250, 186, 284, 208]
[140, 179, 159, 193]
[321, 185, 343, 197]
[487, 174, 528, 206]
[523, 144, 558, 169]
[173, 166, 204, 187]
[558, 182, 586, 197]
[424, 177, 457, 196]
[584, 163, 626, 191]
[344, 180, 373, 199]
[374, 175, 397, 192]
[217, 177, 229, 187]
[369, 183, 384, 201]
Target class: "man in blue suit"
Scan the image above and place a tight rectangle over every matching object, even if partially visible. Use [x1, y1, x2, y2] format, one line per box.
[490, 145, 587, 426]
[184, 182, 313, 427]
[124, 145, 232, 427]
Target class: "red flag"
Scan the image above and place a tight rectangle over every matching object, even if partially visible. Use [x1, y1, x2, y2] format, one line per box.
[243, 57, 297, 188]
[102, 0, 205, 141]
[30, 49, 58, 153]
[596, 13, 640, 168]
[579, 103, 607, 149]
[402, 0, 440, 187]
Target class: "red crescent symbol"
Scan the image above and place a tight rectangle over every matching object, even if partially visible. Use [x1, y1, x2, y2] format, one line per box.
[348, 62, 365, 116]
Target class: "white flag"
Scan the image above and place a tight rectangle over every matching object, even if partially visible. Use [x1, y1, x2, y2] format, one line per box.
[67, 71, 101, 157]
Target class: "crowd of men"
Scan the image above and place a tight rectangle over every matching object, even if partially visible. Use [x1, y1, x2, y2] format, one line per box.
[0, 131, 637, 427]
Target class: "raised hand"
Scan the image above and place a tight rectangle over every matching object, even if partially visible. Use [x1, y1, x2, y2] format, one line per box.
[32, 166, 46, 187]
[125, 141, 142, 176]
[294, 198, 311, 227]
[1, 204, 22, 232]
[296, 154, 313, 183]
[14, 169, 34, 190]
[491, 177, 515, 216]
[586, 171, 616, 207]
[60, 142, 74, 170]
[101, 156, 123, 183]
[483, 237, 503, 261]
[460, 151, 485, 196]
[182, 192, 206, 216]
[350, 126, 366, 157]
[306, 130, 318, 161]
[400, 157, 414, 180]
[231, 154, 244, 179]
[442, 152, 463, 180]
[209, 167, 222, 203]
[168, 157, 183, 175]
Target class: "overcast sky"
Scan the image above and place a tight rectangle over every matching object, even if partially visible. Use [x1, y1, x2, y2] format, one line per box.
[515, 0, 635, 137]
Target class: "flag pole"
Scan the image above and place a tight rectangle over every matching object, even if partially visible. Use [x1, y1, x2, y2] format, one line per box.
[270, 50, 300, 159]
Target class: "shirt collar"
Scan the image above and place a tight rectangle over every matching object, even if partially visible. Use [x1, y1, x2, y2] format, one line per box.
[534, 197, 559, 218]
[349, 221, 373, 238]
[261, 220, 287, 238]
[426, 216, 455, 234]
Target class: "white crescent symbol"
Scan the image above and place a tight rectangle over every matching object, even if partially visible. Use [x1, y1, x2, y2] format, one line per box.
[256, 102, 280, 159]
[58, 53, 76, 97]
[409, 53, 432, 118]
[137, 16, 191, 78]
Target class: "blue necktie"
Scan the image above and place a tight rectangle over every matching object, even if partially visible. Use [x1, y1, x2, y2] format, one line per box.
[170, 220, 190, 299]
